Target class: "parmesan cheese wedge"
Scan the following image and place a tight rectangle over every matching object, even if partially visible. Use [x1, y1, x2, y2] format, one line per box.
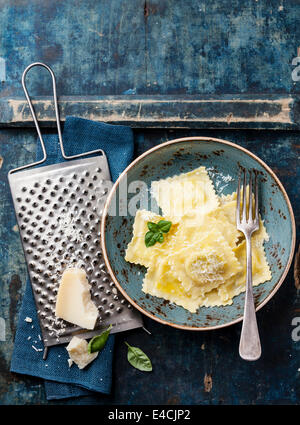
[55, 268, 98, 329]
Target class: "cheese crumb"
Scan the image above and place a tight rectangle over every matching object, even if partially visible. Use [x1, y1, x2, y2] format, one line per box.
[32, 345, 43, 352]
[66, 336, 98, 369]
[25, 317, 32, 323]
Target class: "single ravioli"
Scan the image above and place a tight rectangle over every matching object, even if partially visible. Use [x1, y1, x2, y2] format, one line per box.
[151, 166, 219, 221]
[125, 209, 178, 268]
[218, 232, 272, 302]
[168, 229, 242, 296]
[142, 257, 201, 313]
[218, 191, 269, 244]
[175, 207, 239, 249]
[201, 288, 233, 307]
[217, 193, 271, 302]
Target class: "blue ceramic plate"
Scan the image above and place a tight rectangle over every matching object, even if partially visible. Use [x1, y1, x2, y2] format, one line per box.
[101, 137, 296, 330]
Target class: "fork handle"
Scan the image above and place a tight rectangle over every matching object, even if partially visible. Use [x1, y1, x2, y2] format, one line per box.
[239, 236, 262, 361]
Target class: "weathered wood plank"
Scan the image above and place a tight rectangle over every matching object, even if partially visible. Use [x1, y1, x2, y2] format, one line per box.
[0, 0, 146, 97]
[0, 95, 298, 129]
[0, 0, 299, 98]
[144, 0, 300, 96]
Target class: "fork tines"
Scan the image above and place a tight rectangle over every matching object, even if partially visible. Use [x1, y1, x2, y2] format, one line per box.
[236, 167, 259, 231]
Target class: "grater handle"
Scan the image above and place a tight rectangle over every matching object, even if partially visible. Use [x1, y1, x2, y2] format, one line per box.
[9, 62, 104, 175]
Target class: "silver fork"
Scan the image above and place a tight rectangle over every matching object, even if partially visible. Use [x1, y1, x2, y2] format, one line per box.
[236, 168, 261, 361]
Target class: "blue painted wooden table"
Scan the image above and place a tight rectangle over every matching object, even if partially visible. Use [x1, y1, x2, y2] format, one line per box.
[0, 0, 299, 405]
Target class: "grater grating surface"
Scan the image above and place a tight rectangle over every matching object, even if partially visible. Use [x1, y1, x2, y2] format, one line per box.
[9, 154, 143, 347]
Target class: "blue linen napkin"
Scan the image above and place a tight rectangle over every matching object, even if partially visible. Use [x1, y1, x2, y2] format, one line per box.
[10, 117, 134, 399]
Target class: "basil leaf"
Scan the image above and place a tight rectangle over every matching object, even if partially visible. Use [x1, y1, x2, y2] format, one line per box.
[125, 342, 152, 372]
[88, 324, 112, 354]
[157, 232, 164, 243]
[157, 220, 172, 233]
[145, 231, 158, 247]
[147, 222, 159, 232]
[145, 220, 173, 247]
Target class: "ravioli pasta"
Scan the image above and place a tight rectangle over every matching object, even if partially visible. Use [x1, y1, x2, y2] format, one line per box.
[151, 166, 219, 221]
[125, 166, 271, 313]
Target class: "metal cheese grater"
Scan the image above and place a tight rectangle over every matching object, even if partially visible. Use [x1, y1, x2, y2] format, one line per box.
[8, 63, 143, 358]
